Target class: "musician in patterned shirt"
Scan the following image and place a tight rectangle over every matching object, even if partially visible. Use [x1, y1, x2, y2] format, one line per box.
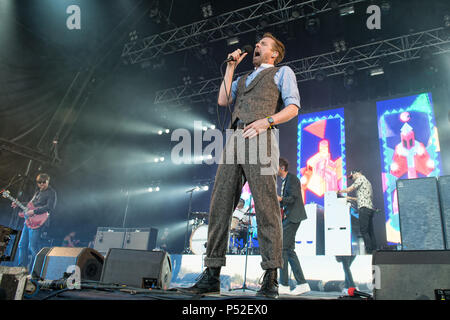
[338, 170, 377, 254]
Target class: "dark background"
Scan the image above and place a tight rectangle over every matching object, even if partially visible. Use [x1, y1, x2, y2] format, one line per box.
[0, 0, 449, 253]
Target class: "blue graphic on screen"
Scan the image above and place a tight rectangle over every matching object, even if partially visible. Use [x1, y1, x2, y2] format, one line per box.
[377, 93, 442, 244]
[297, 108, 346, 207]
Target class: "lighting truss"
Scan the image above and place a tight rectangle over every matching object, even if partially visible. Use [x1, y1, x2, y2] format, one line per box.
[122, 0, 366, 64]
[153, 27, 450, 104]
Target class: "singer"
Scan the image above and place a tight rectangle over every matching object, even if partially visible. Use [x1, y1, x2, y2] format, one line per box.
[182, 33, 300, 298]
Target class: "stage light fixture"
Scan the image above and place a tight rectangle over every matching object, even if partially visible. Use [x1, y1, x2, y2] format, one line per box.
[165, 129, 170, 134]
[157, 130, 163, 135]
[380, 1, 391, 13]
[333, 40, 347, 53]
[182, 75, 192, 86]
[314, 69, 326, 81]
[328, 0, 340, 10]
[370, 67, 384, 76]
[210, 124, 216, 130]
[129, 30, 138, 41]
[305, 15, 320, 35]
[339, 5, 354, 16]
[201, 2, 213, 18]
[444, 14, 450, 28]
[227, 37, 239, 46]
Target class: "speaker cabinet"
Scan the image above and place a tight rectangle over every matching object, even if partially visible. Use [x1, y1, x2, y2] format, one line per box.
[32, 247, 104, 281]
[438, 175, 450, 249]
[94, 227, 158, 255]
[397, 178, 445, 250]
[373, 250, 450, 300]
[100, 248, 172, 290]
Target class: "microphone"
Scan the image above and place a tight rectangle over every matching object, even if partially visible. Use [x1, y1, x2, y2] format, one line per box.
[225, 45, 253, 62]
[342, 287, 373, 299]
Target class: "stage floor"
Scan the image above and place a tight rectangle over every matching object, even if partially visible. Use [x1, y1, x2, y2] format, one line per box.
[26, 253, 373, 301]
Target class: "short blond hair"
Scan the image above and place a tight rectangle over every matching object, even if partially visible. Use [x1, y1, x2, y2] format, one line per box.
[262, 32, 285, 65]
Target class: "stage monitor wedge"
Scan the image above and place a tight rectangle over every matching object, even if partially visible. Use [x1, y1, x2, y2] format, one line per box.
[32, 247, 104, 281]
[100, 248, 172, 290]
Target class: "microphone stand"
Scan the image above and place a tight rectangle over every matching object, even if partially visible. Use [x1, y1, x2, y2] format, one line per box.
[182, 188, 196, 254]
[229, 199, 256, 293]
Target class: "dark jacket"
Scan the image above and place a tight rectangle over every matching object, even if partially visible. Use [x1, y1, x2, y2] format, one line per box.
[31, 186, 57, 215]
[280, 172, 307, 223]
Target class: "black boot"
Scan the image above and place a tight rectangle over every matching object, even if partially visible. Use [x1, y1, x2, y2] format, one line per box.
[256, 268, 278, 298]
[179, 267, 221, 295]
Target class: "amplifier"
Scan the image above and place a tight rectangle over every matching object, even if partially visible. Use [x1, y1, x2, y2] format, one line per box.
[94, 227, 158, 255]
[373, 250, 450, 300]
[397, 178, 445, 250]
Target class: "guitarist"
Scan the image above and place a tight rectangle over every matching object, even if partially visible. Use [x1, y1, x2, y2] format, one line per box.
[13, 173, 57, 269]
[277, 157, 309, 295]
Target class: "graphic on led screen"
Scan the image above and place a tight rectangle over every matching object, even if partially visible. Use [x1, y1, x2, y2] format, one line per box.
[377, 93, 442, 244]
[297, 108, 346, 206]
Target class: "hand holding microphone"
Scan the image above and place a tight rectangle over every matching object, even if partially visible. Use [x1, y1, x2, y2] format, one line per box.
[225, 45, 253, 65]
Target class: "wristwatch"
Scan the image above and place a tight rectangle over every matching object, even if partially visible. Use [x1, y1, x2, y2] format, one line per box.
[266, 116, 275, 128]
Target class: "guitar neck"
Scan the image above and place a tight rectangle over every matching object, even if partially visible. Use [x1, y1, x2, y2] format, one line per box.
[6, 194, 28, 212]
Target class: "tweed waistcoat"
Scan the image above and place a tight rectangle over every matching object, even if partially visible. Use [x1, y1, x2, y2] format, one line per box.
[231, 67, 283, 127]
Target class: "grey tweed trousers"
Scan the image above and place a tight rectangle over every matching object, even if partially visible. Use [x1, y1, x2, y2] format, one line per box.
[204, 129, 283, 270]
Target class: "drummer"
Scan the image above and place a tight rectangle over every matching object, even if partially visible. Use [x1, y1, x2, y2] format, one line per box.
[232, 199, 250, 225]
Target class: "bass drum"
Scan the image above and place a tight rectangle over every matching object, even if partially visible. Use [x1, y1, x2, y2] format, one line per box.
[190, 224, 208, 255]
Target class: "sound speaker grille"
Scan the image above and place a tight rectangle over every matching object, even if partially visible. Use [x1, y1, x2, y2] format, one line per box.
[397, 178, 444, 250]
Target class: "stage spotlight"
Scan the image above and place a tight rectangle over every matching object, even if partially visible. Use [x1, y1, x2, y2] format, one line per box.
[158, 130, 163, 135]
[258, 15, 269, 29]
[344, 75, 356, 89]
[129, 30, 138, 41]
[380, 1, 391, 13]
[444, 14, 450, 28]
[154, 158, 160, 163]
[182, 76, 192, 86]
[202, 186, 209, 191]
[148, 187, 153, 193]
[339, 5, 354, 16]
[314, 69, 326, 82]
[227, 37, 239, 46]
[333, 39, 347, 53]
[201, 2, 213, 18]
[291, 9, 301, 18]
[160, 157, 165, 162]
[155, 187, 160, 192]
[328, 0, 340, 10]
[345, 64, 356, 76]
[202, 126, 208, 131]
[370, 67, 384, 76]
[165, 129, 170, 134]
[210, 124, 216, 130]
[305, 15, 320, 35]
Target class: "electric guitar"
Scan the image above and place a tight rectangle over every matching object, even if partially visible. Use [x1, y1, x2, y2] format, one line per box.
[1, 189, 49, 229]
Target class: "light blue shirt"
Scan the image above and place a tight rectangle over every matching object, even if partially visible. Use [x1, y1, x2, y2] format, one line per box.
[230, 64, 301, 109]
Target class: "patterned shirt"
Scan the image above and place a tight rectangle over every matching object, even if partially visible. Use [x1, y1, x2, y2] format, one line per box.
[350, 175, 374, 210]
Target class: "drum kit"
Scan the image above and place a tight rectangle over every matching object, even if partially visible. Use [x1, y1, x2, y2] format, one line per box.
[228, 213, 259, 255]
[187, 211, 259, 255]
